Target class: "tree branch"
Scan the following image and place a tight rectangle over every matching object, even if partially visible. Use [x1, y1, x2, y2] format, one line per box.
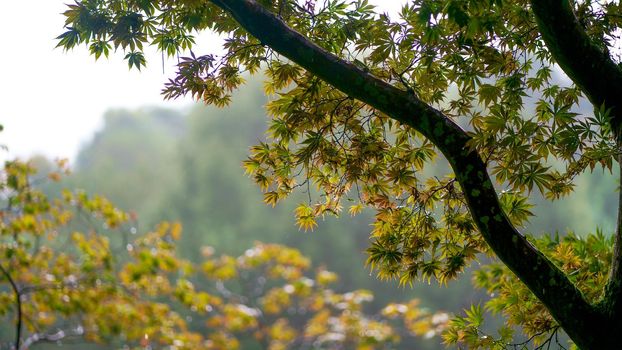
[530, 0, 622, 133]
[603, 153, 622, 316]
[19, 326, 86, 350]
[0, 263, 22, 350]
[530, 0, 622, 317]
[209, 0, 603, 346]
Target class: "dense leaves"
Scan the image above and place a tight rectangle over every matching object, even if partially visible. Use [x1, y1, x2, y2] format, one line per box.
[443, 230, 615, 349]
[56, 0, 619, 284]
[55, 0, 622, 348]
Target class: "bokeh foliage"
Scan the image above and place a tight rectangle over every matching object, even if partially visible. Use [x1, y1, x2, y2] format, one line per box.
[0, 159, 449, 349]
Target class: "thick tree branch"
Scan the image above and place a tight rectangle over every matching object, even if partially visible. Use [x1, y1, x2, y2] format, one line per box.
[0, 264, 22, 350]
[530, 0, 622, 133]
[210, 0, 603, 346]
[530, 0, 622, 317]
[606, 157, 622, 316]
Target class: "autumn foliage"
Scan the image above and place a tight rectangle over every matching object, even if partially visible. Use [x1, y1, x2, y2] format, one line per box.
[0, 160, 446, 349]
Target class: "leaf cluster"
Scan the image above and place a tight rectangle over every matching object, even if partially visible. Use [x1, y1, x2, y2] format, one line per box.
[444, 229, 613, 349]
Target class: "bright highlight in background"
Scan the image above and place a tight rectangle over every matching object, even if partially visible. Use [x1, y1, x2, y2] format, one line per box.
[0, 0, 406, 161]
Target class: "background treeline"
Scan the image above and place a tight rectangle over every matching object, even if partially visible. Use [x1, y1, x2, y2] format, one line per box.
[26, 80, 618, 349]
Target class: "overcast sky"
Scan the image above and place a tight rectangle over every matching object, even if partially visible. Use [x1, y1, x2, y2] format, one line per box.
[0, 1, 406, 162]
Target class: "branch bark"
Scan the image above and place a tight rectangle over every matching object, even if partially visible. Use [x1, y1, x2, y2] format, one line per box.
[530, 0, 622, 133]
[608, 157, 622, 316]
[0, 263, 22, 350]
[530, 0, 622, 319]
[209, 0, 604, 347]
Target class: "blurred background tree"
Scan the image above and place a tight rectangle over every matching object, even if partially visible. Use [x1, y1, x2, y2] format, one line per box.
[0, 160, 447, 350]
[56, 81, 479, 349]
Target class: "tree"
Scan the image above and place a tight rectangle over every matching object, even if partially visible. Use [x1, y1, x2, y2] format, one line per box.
[0, 159, 445, 350]
[71, 108, 185, 220]
[56, 0, 622, 348]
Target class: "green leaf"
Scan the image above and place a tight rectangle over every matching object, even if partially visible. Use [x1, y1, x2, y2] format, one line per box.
[56, 28, 82, 50]
[124, 51, 146, 70]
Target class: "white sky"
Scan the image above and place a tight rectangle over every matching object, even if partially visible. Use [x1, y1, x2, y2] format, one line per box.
[0, 0, 405, 162]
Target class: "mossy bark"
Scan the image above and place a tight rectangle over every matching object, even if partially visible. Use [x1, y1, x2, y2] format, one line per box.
[214, 0, 622, 348]
[530, 1, 622, 347]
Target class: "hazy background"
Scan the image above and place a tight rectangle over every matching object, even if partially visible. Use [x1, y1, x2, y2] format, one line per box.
[0, 0, 407, 160]
[0, 1, 618, 349]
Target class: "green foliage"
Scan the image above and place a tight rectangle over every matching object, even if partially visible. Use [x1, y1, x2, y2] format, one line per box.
[124, 51, 146, 70]
[443, 230, 613, 349]
[55, 0, 622, 347]
[57, 0, 618, 288]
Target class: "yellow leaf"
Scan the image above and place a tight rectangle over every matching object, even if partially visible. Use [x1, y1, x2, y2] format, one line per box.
[171, 222, 182, 240]
[349, 203, 364, 216]
[263, 191, 280, 207]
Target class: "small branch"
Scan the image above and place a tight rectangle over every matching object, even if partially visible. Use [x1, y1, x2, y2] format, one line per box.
[0, 264, 22, 350]
[20, 279, 80, 295]
[507, 326, 558, 349]
[19, 326, 86, 350]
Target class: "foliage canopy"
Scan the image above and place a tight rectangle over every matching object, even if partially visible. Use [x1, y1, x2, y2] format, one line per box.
[56, 0, 622, 348]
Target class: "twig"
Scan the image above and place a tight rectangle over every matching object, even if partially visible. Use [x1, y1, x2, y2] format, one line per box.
[0, 264, 21, 350]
